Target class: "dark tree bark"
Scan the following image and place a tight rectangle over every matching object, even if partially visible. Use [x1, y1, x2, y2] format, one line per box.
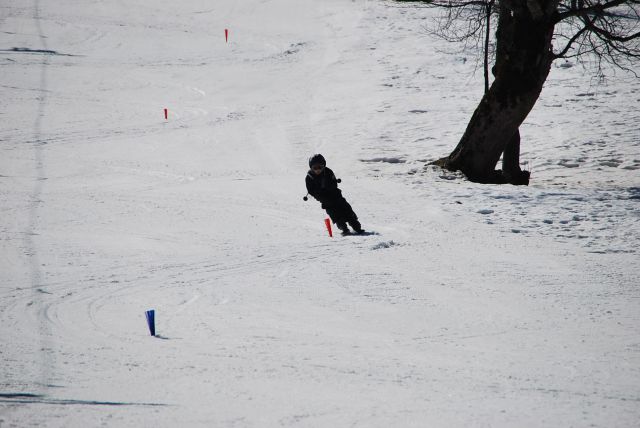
[502, 129, 530, 185]
[437, 1, 556, 184]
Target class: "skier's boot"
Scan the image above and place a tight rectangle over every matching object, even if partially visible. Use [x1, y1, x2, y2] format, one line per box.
[337, 222, 351, 236]
[350, 220, 364, 234]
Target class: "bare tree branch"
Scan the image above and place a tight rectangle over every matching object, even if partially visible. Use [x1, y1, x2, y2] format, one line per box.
[554, 17, 595, 57]
[555, 0, 634, 22]
[395, 0, 640, 76]
[586, 22, 640, 42]
[396, 0, 491, 7]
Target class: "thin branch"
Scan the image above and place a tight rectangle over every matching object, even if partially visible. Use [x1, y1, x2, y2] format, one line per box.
[588, 23, 640, 42]
[554, 17, 595, 57]
[555, 0, 634, 23]
[484, 0, 494, 93]
[395, 0, 491, 8]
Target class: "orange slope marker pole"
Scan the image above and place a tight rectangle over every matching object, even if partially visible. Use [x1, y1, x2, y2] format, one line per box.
[324, 218, 333, 237]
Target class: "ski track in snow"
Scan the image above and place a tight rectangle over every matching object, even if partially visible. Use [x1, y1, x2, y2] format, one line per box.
[1, 0, 639, 427]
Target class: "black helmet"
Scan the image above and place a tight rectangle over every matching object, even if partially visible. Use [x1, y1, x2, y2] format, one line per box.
[308, 154, 326, 168]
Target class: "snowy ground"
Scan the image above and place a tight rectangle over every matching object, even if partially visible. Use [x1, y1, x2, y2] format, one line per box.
[1, 0, 639, 427]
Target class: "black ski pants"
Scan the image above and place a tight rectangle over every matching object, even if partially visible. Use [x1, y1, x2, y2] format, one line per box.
[324, 197, 359, 229]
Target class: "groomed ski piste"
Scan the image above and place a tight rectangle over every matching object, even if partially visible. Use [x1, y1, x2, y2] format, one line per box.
[1, 0, 639, 427]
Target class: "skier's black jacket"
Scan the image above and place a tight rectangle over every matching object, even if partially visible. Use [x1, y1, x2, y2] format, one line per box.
[305, 167, 342, 207]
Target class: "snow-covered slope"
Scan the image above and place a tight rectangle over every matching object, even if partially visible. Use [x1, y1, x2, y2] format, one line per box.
[1, 0, 638, 427]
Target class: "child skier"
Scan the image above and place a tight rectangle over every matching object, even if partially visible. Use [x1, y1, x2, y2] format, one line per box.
[304, 154, 364, 235]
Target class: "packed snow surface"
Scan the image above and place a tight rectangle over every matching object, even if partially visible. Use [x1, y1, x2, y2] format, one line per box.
[1, 0, 639, 427]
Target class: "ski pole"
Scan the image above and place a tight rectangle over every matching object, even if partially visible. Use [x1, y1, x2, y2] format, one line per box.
[303, 192, 309, 201]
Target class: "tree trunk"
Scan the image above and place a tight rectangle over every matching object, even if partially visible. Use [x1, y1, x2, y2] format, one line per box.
[502, 129, 530, 185]
[438, 1, 555, 184]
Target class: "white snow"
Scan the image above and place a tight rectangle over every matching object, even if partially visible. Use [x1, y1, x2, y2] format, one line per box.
[1, 0, 639, 427]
